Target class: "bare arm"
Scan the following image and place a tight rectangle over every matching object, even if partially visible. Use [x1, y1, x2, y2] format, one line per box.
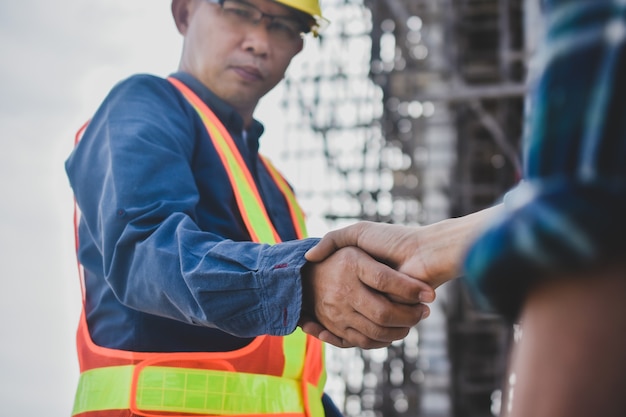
[306, 204, 502, 288]
[503, 261, 626, 417]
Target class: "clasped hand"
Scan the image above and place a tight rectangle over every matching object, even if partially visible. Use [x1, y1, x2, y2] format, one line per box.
[300, 221, 448, 349]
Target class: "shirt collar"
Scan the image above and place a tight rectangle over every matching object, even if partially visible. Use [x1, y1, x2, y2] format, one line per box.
[169, 71, 265, 146]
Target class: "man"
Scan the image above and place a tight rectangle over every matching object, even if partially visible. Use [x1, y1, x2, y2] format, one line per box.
[305, 0, 626, 415]
[65, 1, 435, 416]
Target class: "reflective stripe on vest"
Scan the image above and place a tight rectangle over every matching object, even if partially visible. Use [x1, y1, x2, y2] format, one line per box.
[170, 77, 308, 242]
[72, 319, 323, 416]
[71, 78, 325, 417]
[74, 366, 304, 415]
[260, 157, 307, 240]
[171, 77, 284, 244]
[73, 332, 308, 416]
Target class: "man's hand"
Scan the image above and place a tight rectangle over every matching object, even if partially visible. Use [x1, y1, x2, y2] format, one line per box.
[300, 246, 434, 349]
[305, 206, 502, 289]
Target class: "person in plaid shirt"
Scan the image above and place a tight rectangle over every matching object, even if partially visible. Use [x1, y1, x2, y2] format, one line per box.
[305, 0, 626, 415]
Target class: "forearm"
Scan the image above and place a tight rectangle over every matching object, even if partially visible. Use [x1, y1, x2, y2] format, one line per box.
[415, 204, 503, 287]
[305, 204, 503, 290]
[504, 261, 626, 417]
[101, 215, 318, 337]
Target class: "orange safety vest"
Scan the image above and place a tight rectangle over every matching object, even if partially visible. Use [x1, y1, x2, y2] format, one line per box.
[71, 77, 326, 417]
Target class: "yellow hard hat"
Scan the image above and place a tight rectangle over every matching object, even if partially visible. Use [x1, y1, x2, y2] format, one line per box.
[274, 0, 328, 36]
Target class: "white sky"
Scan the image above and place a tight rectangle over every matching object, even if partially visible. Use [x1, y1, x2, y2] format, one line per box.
[0, 1, 314, 415]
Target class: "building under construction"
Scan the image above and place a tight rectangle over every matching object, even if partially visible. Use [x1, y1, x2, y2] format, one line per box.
[272, 0, 543, 415]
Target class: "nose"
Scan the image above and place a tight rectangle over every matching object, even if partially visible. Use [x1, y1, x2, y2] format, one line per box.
[241, 22, 272, 57]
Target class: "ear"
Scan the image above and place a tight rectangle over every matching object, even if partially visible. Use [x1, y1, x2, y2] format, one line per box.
[171, 0, 194, 35]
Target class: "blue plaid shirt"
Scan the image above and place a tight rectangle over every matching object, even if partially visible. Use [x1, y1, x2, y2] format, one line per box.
[464, 0, 626, 321]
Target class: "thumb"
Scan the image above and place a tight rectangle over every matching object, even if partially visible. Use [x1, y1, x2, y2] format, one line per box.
[305, 237, 341, 262]
[305, 225, 363, 262]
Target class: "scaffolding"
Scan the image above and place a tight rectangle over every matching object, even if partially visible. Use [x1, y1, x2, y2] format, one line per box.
[276, 0, 534, 415]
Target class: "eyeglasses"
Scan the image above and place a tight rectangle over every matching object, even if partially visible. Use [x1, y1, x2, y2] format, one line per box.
[206, 0, 309, 44]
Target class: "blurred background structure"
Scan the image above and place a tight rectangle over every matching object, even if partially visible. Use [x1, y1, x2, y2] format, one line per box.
[275, 0, 543, 415]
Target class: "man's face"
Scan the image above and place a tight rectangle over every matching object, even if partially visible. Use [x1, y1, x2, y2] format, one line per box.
[177, 0, 304, 119]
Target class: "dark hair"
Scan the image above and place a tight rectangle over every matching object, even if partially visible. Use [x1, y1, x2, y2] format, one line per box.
[286, 6, 316, 34]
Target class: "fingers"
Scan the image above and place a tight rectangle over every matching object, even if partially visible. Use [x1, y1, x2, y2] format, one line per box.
[299, 318, 326, 338]
[323, 327, 405, 350]
[302, 246, 435, 349]
[315, 281, 431, 348]
[316, 330, 349, 348]
[300, 318, 408, 350]
[302, 304, 430, 350]
[306, 221, 417, 269]
[305, 223, 367, 262]
[355, 252, 436, 304]
[357, 294, 431, 334]
[299, 321, 347, 348]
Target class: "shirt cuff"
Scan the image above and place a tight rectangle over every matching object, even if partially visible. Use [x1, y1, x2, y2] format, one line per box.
[256, 237, 321, 335]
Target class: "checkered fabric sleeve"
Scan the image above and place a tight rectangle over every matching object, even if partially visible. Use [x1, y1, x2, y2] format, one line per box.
[463, 0, 626, 322]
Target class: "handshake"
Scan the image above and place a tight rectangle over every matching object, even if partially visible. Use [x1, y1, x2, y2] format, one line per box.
[298, 207, 497, 349]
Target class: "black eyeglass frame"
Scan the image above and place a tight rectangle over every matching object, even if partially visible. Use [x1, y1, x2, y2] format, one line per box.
[205, 0, 314, 36]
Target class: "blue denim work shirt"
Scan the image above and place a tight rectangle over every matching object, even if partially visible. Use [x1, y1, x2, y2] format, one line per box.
[464, 0, 626, 321]
[65, 72, 320, 353]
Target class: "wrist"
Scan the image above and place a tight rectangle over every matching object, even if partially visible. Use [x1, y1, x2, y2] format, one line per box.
[420, 207, 500, 285]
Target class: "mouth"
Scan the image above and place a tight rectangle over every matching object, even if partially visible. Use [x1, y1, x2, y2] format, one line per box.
[231, 65, 264, 82]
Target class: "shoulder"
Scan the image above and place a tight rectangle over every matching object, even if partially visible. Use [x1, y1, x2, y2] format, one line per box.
[82, 74, 199, 155]
[91, 74, 197, 134]
[104, 74, 184, 109]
